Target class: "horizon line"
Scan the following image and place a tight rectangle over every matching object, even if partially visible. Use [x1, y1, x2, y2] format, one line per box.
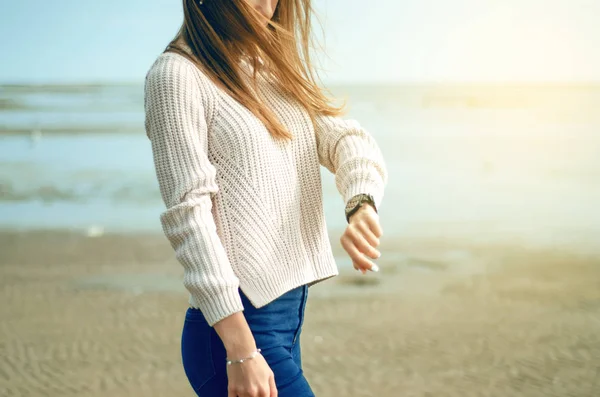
[2, 80, 600, 87]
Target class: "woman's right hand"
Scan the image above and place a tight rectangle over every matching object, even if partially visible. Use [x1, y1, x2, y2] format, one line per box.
[213, 312, 277, 397]
[226, 352, 277, 397]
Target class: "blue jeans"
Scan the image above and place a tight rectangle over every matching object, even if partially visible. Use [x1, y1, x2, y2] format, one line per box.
[181, 284, 316, 396]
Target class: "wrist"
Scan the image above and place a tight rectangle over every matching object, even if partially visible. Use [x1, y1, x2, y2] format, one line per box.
[345, 193, 377, 223]
[359, 202, 376, 212]
[225, 340, 258, 357]
[226, 348, 262, 365]
[348, 203, 375, 222]
[213, 312, 257, 356]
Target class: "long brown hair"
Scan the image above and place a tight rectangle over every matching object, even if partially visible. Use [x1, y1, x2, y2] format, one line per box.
[165, 0, 344, 140]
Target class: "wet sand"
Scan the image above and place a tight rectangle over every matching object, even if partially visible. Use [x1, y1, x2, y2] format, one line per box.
[1, 230, 599, 396]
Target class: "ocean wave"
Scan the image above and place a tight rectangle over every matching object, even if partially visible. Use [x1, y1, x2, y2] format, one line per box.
[0, 181, 161, 205]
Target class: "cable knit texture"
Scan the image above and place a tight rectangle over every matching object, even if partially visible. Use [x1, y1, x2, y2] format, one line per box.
[144, 51, 388, 326]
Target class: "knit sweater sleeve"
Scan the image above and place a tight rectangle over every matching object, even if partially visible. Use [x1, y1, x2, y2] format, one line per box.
[314, 114, 389, 211]
[144, 54, 243, 326]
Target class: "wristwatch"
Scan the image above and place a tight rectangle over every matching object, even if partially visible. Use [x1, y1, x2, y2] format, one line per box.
[345, 193, 377, 223]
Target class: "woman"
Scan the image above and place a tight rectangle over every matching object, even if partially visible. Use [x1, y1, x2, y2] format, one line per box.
[144, 0, 388, 396]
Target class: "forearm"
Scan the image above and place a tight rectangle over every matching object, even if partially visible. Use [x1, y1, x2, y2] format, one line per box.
[161, 198, 244, 326]
[314, 114, 388, 210]
[213, 312, 257, 357]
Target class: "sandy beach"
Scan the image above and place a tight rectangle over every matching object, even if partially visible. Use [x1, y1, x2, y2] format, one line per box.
[1, 230, 599, 397]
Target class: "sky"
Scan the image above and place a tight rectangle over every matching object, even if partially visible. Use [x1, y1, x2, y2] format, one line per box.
[1, 0, 599, 84]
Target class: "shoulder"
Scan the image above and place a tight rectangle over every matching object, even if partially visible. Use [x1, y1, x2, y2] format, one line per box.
[144, 51, 219, 101]
[144, 52, 222, 124]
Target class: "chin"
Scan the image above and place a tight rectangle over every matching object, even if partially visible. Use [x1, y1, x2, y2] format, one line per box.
[256, 5, 274, 19]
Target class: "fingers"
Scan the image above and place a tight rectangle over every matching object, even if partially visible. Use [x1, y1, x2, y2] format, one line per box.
[351, 204, 383, 238]
[356, 221, 380, 248]
[341, 217, 383, 273]
[365, 212, 383, 238]
[352, 260, 367, 274]
[351, 225, 381, 259]
[269, 374, 278, 397]
[237, 387, 270, 397]
[341, 225, 381, 260]
[229, 384, 270, 397]
[342, 239, 377, 271]
[254, 386, 270, 397]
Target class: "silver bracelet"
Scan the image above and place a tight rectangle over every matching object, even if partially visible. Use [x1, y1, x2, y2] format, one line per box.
[226, 348, 262, 365]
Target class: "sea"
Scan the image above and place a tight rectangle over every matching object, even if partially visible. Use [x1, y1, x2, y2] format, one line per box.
[1, 83, 599, 255]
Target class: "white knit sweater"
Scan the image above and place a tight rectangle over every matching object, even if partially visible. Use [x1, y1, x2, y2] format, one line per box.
[144, 51, 388, 326]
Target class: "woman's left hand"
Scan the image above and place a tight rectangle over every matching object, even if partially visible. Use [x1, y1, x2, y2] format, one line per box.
[340, 204, 383, 274]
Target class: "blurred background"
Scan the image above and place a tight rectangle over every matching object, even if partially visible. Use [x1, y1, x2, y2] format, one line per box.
[1, 1, 599, 396]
